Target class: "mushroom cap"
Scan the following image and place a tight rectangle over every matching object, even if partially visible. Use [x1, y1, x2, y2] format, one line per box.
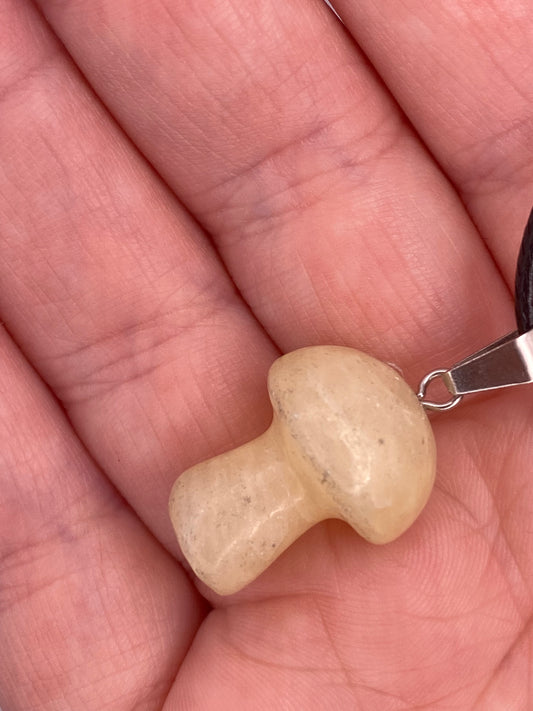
[267, 346, 436, 543]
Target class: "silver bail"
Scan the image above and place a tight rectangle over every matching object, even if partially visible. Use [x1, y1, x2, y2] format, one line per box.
[418, 330, 533, 412]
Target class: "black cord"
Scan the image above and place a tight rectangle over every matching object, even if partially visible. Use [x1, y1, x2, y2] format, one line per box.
[515, 206, 533, 334]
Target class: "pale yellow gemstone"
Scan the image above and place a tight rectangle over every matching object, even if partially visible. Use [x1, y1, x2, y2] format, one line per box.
[169, 346, 436, 595]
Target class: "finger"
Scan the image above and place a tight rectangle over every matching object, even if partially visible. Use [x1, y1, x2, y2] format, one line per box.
[0, 326, 204, 710]
[0, 0, 276, 551]
[34, 0, 513, 378]
[326, 0, 533, 282]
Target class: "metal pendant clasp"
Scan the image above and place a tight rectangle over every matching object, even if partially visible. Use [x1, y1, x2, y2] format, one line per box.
[418, 330, 533, 412]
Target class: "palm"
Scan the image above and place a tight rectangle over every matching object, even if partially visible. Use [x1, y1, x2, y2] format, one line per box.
[1, 1, 532, 708]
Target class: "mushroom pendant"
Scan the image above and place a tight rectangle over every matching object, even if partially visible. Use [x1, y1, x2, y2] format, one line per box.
[169, 206, 533, 596]
[169, 346, 436, 595]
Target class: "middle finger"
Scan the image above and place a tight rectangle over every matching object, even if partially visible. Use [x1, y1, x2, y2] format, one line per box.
[36, 0, 513, 376]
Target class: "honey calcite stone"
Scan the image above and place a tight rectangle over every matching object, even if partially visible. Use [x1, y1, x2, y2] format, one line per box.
[169, 346, 436, 595]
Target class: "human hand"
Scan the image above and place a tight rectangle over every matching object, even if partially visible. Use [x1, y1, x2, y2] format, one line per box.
[1, 1, 531, 708]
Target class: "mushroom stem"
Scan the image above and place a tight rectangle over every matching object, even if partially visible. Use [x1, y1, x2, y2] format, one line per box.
[169, 421, 325, 596]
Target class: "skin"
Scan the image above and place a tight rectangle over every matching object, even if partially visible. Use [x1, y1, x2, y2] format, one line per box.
[0, 0, 532, 708]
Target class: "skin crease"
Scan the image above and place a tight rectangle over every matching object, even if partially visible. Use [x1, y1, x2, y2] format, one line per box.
[1, 0, 533, 709]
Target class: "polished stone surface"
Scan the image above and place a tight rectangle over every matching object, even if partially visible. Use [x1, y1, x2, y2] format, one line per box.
[169, 346, 436, 595]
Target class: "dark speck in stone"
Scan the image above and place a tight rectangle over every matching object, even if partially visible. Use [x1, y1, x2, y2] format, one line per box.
[243, 496, 252, 504]
[378, 438, 385, 445]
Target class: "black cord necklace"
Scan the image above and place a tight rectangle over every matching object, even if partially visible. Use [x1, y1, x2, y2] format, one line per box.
[516, 207, 533, 334]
